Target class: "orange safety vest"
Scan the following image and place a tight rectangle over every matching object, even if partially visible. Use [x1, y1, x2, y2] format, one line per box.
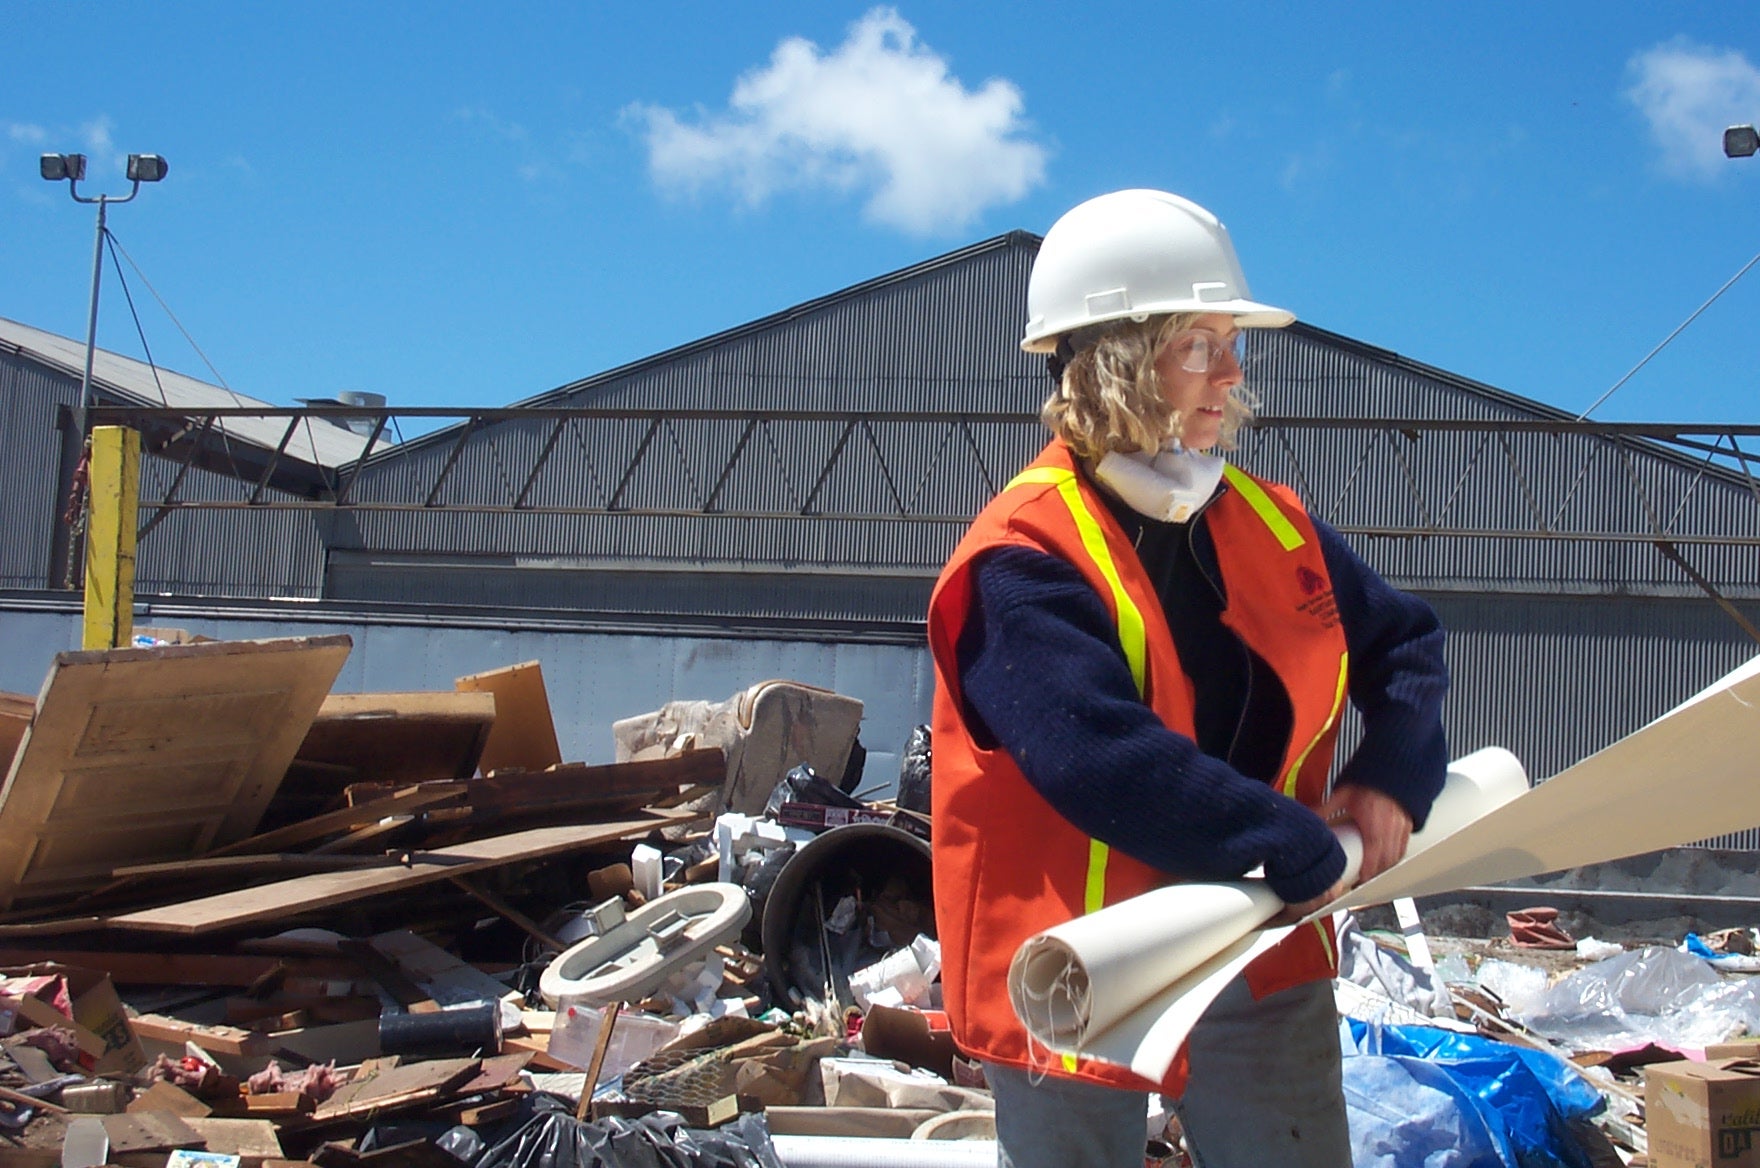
[928, 440, 1350, 1096]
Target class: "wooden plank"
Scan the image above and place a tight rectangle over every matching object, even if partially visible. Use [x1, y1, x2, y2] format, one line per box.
[0, 637, 351, 909]
[211, 1093, 314, 1118]
[0, 950, 355, 987]
[127, 1082, 212, 1118]
[456, 1097, 521, 1126]
[178, 1117, 283, 1160]
[311, 1058, 480, 1121]
[208, 783, 465, 857]
[467, 750, 724, 820]
[495, 1034, 572, 1072]
[454, 1051, 533, 1095]
[3, 1042, 59, 1084]
[113, 853, 403, 879]
[106, 810, 697, 935]
[307, 817, 416, 856]
[101, 1111, 203, 1153]
[129, 1014, 271, 1058]
[454, 662, 562, 776]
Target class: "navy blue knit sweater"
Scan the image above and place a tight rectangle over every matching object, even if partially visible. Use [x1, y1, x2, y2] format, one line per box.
[953, 479, 1449, 905]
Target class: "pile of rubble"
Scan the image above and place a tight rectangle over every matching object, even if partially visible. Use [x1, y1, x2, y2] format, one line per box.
[0, 634, 969, 1167]
[3, 633, 1760, 1167]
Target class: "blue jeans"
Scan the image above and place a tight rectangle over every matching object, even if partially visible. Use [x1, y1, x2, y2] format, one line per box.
[986, 977, 1349, 1168]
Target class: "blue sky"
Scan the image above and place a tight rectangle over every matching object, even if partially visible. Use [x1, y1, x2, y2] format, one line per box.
[4, 3, 1758, 424]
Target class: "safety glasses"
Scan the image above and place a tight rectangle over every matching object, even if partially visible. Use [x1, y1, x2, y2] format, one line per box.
[1168, 328, 1246, 375]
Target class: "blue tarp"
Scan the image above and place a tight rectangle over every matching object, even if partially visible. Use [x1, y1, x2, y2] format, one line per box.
[1344, 1021, 1606, 1168]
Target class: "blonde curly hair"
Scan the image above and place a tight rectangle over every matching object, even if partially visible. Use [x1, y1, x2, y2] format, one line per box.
[1041, 313, 1258, 461]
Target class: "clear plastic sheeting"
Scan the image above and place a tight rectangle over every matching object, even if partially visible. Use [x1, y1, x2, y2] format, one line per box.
[1498, 945, 1760, 1052]
[1335, 914, 1454, 1020]
[474, 1101, 784, 1168]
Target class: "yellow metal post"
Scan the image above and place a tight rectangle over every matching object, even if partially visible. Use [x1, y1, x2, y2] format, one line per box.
[82, 425, 139, 650]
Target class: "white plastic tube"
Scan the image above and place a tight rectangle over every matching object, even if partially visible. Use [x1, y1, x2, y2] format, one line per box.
[771, 1135, 998, 1168]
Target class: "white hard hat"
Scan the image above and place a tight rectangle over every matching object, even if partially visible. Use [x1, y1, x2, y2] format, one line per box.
[1021, 189, 1294, 354]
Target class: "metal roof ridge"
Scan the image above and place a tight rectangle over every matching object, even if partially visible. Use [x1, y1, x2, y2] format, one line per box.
[373, 232, 1042, 460]
[518, 231, 1040, 408]
[0, 313, 277, 410]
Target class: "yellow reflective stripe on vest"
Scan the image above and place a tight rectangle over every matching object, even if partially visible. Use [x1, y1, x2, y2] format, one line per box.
[1216, 467, 1340, 969]
[1221, 464, 1305, 552]
[1280, 652, 1350, 799]
[1005, 467, 1145, 942]
[1006, 468, 1148, 697]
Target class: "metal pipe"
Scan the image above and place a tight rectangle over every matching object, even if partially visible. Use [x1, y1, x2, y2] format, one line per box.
[78, 197, 107, 416]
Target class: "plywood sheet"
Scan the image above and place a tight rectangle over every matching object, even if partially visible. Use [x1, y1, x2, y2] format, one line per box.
[0, 637, 351, 909]
[106, 809, 697, 934]
[270, 692, 494, 826]
[454, 661, 562, 775]
[0, 693, 31, 777]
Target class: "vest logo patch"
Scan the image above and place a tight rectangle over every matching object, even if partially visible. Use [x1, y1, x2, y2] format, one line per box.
[1295, 567, 1340, 628]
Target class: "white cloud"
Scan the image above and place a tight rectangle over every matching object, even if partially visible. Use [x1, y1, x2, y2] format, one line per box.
[7, 122, 46, 144]
[80, 115, 115, 161]
[625, 7, 1048, 235]
[1626, 38, 1760, 181]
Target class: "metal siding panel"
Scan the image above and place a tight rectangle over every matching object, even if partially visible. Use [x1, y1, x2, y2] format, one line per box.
[0, 354, 74, 589]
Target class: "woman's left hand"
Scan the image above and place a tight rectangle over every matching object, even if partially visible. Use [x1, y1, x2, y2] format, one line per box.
[1318, 786, 1413, 884]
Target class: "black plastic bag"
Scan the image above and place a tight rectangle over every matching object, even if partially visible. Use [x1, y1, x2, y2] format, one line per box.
[762, 764, 863, 818]
[897, 724, 932, 813]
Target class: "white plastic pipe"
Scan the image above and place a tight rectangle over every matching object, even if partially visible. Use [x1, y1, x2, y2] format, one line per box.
[772, 1135, 998, 1167]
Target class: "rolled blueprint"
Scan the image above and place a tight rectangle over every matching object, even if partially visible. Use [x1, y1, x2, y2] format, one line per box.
[1008, 746, 1529, 1075]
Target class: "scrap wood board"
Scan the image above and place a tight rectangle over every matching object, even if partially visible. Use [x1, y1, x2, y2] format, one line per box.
[209, 784, 467, 857]
[467, 749, 724, 818]
[291, 691, 496, 789]
[453, 661, 562, 776]
[0, 692, 30, 776]
[0, 949, 355, 987]
[0, 636, 352, 910]
[312, 1057, 481, 1121]
[105, 810, 699, 934]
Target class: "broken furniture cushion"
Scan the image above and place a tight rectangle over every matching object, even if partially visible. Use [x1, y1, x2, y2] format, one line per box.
[612, 680, 864, 815]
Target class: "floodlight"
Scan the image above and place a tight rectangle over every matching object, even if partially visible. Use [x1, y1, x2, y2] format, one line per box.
[1724, 125, 1759, 159]
[39, 153, 87, 182]
[126, 154, 169, 182]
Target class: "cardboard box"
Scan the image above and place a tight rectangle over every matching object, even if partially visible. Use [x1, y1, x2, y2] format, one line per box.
[858, 1004, 958, 1080]
[1646, 1058, 1760, 1167]
[0, 964, 146, 1075]
[1707, 1040, 1760, 1061]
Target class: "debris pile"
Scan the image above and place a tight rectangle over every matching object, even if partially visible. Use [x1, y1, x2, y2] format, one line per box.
[0, 636, 962, 1167]
[1, 633, 1758, 1167]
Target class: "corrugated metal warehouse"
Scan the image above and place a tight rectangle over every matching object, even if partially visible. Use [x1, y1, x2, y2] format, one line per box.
[2, 233, 1756, 824]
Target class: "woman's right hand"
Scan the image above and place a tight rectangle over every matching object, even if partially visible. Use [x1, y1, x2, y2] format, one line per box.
[1267, 878, 1349, 927]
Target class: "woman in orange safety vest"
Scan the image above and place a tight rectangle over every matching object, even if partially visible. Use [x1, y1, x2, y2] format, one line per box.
[928, 190, 1449, 1168]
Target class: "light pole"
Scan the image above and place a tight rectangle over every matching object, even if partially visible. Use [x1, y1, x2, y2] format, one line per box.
[39, 151, 168, 647]
[1725, 125, 1758, 159]
[39, 152, 169, 414]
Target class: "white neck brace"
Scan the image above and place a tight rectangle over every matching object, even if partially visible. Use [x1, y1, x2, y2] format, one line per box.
[1091, 444, 1226, 524]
